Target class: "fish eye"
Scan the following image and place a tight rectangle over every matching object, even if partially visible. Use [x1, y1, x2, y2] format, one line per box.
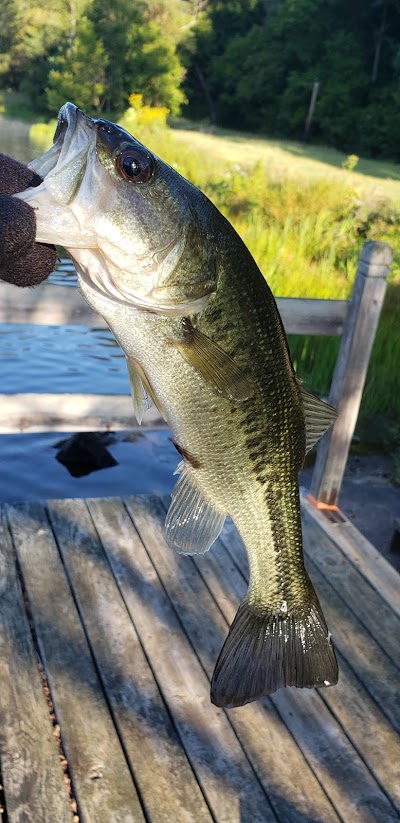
[115, 148, 154, 184]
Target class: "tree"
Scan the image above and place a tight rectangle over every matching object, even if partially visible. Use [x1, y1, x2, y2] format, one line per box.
[0, 0, 18, 78]
[46, 17, 108, 114]
[88, 0, 190, 114]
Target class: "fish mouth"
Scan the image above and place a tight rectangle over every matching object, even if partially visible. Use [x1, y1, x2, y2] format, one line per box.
[27, 103, 97, 207]
[29, 104, 137, 182]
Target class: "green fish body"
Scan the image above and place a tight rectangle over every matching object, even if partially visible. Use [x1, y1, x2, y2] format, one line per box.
[16, 103, 338, 706]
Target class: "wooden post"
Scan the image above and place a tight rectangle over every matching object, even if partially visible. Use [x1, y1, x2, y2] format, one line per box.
[310, 240, 393, 507]
[303, 80, 320, 141]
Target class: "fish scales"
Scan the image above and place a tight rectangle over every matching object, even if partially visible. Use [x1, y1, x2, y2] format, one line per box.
[15, 102, 339, 707]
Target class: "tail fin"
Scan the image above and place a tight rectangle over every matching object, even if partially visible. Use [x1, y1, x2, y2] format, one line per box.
[211, 599, 338, 708]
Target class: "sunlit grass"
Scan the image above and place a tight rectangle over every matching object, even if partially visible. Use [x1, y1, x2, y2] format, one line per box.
[171, 125, 400, 204]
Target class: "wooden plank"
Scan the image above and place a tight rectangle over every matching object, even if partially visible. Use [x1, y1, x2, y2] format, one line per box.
[6, 501, 145, 823]
[277, 296, 347, 335]
[46, 497, 214, 823]
[301, 530, 400, 730]
[89, 496, 277, 823]
[311, 240, 393, 505]
[0, 393, 165, 433]
[0, 282, 106, 328]
[301, 494, 400, 619]
[0, 280, 348, 335]
[301, 503, 400, 667]
[0, 508, 74, 823]
[127, 494, 341, 823]
[198, 510, 399, 822]
[320, 654, 400, 814]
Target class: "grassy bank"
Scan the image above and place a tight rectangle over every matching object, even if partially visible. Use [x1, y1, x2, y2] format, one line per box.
[29, 117, 400, 432]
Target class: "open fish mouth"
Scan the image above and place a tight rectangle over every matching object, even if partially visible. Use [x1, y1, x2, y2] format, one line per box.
[29, 103, 95, 186]
[14, 103, 101, 247]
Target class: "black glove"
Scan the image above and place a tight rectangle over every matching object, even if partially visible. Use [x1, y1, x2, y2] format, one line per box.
[0, 152, 57, 287]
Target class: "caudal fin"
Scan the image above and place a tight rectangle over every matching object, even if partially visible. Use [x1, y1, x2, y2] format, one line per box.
[211, 599, 338, 708]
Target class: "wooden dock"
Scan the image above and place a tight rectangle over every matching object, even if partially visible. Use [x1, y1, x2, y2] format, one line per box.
[0, 493, 399, 823]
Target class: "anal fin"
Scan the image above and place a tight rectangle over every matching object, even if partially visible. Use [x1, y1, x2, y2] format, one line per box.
[165, 462, 225, 554]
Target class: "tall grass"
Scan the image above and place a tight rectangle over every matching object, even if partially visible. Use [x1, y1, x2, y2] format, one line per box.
[28, 115, 400, 423]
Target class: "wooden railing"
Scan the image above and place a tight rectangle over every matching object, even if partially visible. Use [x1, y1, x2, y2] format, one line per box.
[0, 240, 393, 506]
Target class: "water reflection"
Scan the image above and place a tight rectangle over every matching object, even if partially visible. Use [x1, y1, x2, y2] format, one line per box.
[0, 114, 44, 164]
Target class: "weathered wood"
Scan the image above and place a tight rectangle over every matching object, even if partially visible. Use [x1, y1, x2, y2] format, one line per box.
[92, 495, 277, 823]
[0, 279, 348, 335]
[0, 508, 74, 823]
[301, 493, 400, 619]
[0, 282, 106, 328]
[320, 654, 400, 814]
[310, 240, 393, 505]
[211, 512, 399, 822]
[277, 296, 347, 335]
[300, 497, 400, 665]
[47, 497, 214, 823]
[6, 501, 145, 823]
[1, 492, 399, 822]
[0, 393, 164, 433]
[131, 495, 341, 823]
[305, 557, 400, 732]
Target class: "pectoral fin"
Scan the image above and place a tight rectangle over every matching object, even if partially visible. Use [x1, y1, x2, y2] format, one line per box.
[126, 357, 167, 424]
[300, 387, 337, 454]
[173, 319, 253, 401]
[165, 462, 225, 554]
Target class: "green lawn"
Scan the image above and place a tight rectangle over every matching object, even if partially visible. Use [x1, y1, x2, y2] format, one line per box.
[171, 124, 400, 205]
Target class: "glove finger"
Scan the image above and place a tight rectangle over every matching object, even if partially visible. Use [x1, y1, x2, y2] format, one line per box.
[0, 153, 43, 196]
[0, 196, 37, 264]
[0, 243, 58, 287]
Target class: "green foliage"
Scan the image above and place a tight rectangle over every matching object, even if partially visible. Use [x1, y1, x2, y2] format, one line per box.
[85, 0, 189, 115]
[342, 155, 359, 171]
[46, 18, 108, 114]
[0, 0, 191, 117]
[2, 0, 400, 160]
[183, 0, 400, 161]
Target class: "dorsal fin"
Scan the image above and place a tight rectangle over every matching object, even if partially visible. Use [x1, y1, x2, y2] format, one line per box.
[300, 387, 337, 453]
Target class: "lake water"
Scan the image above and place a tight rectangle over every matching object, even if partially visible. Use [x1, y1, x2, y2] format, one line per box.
[0, 117, 178, 502]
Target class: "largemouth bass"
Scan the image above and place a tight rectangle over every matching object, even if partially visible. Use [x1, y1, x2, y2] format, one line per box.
[16, 103, 338, 707]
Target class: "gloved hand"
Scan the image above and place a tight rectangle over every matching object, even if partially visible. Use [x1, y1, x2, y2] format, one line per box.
[0, 152, 57, 287]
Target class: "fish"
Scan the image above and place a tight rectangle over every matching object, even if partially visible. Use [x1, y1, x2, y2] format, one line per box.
[16, 102, 339, 707]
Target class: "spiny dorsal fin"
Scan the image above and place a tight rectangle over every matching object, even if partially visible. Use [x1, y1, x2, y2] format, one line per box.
[165, 461, 225, 554]
[300, 387, 337, 454]
[173, 319, 253, 402]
